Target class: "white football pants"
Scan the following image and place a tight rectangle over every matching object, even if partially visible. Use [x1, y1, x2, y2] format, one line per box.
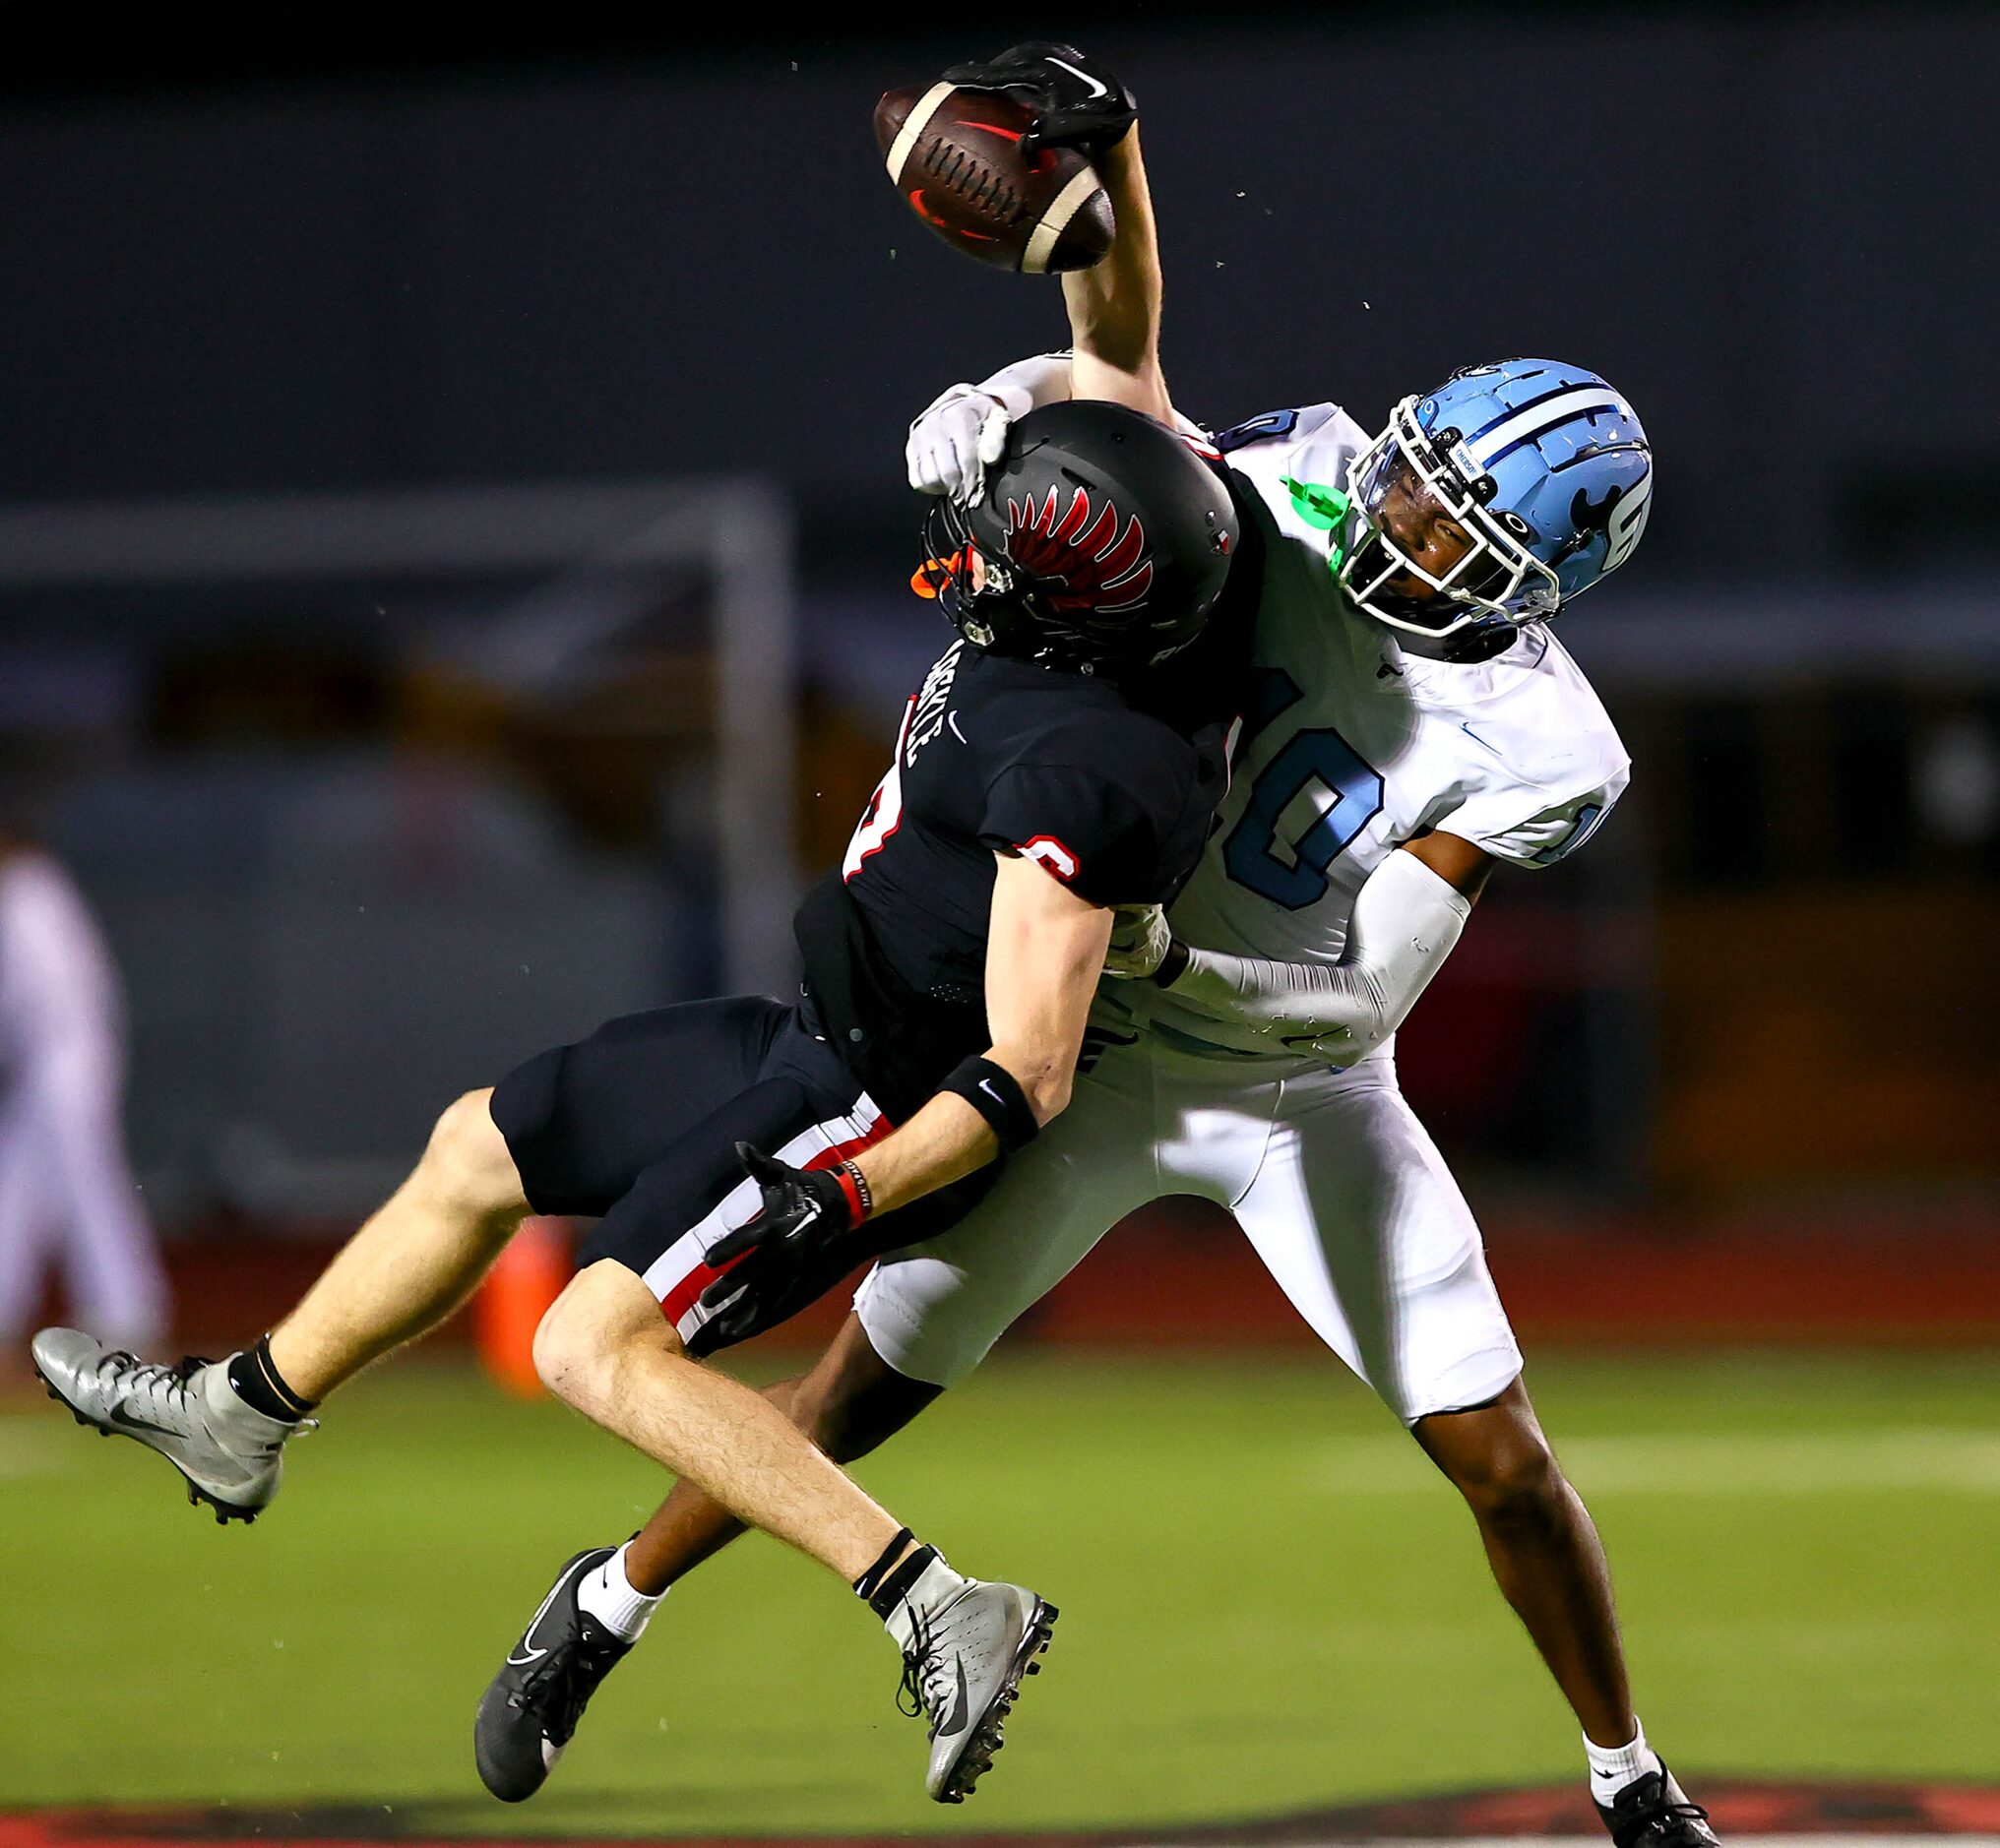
[855, 1028, 1523, 1424]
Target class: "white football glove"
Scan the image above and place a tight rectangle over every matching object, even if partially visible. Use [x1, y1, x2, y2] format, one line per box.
[906, 379, 1035, 506]
[1102, 902, 1172, 980]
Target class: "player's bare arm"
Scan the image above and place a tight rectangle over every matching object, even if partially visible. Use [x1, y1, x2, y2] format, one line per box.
[1062, 125, 1171, 422]
[1402, 827, 1498, 898]
[852, 852, 1113, 1213]
[919, 41, 1164, 420]
[703, 852, 1117, 1326]
[903, 48, 1168, 504]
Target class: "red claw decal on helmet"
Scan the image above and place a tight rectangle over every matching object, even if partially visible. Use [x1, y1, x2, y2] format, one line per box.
[1004, 485, 1154, 614]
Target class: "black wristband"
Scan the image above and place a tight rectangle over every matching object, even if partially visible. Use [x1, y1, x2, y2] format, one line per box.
[938, 1055, 1041, 1153]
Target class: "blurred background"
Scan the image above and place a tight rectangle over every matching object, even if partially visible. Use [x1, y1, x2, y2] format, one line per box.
[4, 8, 1997, 1841]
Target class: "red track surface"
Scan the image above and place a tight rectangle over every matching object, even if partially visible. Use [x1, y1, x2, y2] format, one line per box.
[7, 1782, 1999, 1845]
[134, 1201, 2000, 1360]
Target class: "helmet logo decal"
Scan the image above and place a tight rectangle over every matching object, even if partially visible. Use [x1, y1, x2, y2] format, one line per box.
[1603, 471, 1652, 572]
[1005, 484, 1154, 614]
[1571, 482, 1624, 537]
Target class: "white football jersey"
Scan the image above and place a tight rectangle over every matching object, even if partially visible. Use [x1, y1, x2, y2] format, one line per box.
[1102, 401, 1631, 1062]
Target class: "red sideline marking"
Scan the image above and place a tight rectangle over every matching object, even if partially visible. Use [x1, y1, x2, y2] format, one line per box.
[658, 1114, 896, 1327]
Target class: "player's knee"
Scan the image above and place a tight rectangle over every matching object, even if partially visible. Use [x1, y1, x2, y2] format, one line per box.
[1458, 1434, 1565, 1531]
[790, 1372, 880, 1462]
[531, 1285, 598, 1405]
[533, 1262, 668, 1409]
[422, 1089, 525, 1221]
[789, 1353, 938, 1463]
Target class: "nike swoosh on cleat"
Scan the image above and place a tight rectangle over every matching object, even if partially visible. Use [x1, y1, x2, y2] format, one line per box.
[107, 1403, 177, 1438]
[936, 1660, 971, 1739]
[507, 1555, 596, 1667]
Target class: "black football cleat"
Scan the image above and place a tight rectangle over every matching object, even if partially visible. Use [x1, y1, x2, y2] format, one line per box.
[474, 1548, 633, 1802]
[1595, 1766, 1722, 1848]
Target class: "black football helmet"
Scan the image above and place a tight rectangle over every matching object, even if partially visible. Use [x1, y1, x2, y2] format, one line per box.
[921, 400, 1237, 672]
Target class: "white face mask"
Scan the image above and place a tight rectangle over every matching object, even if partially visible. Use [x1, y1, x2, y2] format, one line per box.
[1338, 397, 1561, 647]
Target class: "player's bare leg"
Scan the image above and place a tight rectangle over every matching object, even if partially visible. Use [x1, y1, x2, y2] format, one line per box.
[489, 1291, 1050, 1806]
[531, 1263, 910, 1582]
[475, 1313, 1042, 1807]
[622, 1313, 940, 1592]
[1412, 1379, 1635, 1745]
[1412, 1380, 1717, 1842]
[32, 1087, 534, 1519]
[269, 1089, 531, 1400]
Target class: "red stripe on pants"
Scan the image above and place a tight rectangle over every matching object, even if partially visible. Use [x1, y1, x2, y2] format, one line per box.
[660, 1113, 895, 1328]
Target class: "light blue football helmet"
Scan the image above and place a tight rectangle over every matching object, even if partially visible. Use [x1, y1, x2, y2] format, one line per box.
[1339, 359, 1653, 663]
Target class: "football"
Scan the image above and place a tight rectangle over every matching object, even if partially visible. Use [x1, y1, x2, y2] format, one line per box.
[874, 82, 1115, 274]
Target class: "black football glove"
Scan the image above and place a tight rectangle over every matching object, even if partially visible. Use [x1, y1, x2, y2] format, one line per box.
[691, 1142, 873, 1354]
[941, 41, 1137, 158]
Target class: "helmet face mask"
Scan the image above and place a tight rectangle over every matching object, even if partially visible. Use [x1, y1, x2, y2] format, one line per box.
[1340, 397, 1560, 654]
[1336, 361, 1655, 665]
[919, 494, 1068, 661]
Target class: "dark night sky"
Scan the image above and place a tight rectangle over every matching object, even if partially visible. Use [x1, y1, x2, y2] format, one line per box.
[3, 6, 1992, 586]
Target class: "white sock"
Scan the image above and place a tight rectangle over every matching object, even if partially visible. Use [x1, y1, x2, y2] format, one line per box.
[880, 1551, 969, 1651]
[1586, 1718, 1662, 1796]
[575, 1542, 664, 1642]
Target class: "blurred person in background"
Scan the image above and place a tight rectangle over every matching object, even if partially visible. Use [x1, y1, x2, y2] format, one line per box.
[0, 823, 167, 1359]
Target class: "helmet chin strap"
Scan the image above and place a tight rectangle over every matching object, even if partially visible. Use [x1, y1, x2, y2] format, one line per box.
[1438, 621, 1521, 664]
[1367, 608, 1522, 665]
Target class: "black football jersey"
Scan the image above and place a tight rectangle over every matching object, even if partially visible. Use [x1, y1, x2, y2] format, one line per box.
[794, 631, 1240, 1122]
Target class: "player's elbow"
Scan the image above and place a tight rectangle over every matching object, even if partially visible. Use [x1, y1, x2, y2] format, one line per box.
[990, 1044, 1074, 1126]
[1281, 965, 1399, 1064]
[1306, 1009, 1392, 1064]
[1028, 1066, 1074, 1125]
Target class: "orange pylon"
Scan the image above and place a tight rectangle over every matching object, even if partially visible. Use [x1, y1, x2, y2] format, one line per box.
[473, 1217, 572, 1397]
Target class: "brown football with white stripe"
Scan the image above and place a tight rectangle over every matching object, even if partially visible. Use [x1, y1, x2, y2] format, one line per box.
[874, 82, 1115, 274]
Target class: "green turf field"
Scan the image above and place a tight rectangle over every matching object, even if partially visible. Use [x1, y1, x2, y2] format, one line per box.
[7, 1348, 1998, 1836]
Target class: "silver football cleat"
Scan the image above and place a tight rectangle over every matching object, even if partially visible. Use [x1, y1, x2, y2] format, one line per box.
[30, 1327, 300, 1522]
[888, 1578, 1057, 1804]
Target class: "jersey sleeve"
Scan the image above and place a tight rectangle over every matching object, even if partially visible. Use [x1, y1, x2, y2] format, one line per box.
[1444, 761, 1631, 870]
[977, 762, 1165, 906]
